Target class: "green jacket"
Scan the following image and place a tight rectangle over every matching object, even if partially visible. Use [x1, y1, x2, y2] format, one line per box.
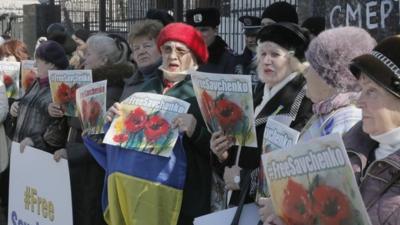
[140, 70, 212, 224]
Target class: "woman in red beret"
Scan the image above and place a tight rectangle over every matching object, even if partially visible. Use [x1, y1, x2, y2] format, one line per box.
[106, 22, 212, 225]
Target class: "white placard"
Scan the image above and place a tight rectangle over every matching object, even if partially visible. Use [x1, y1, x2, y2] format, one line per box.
[8, 142, 73, 225]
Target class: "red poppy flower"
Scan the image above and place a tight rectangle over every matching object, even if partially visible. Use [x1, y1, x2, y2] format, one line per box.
[124, 107, 147, 133]
[56, 82, 78, 104]
[3, 73, 13, 87]
[56, 82, 73, 104]
[282, 179, 315, 225]
[213, 98, 243, 131]
[113, 133, 129, 143]
[23, 70, 36, 90]
[312, 185, 350, 225]
[201, 91, 214, 122]
[144, 115, 170, 142]
[82, 99, 102, 125]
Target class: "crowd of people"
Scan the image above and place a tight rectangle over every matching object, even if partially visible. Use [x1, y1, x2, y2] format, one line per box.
[0, 1, 399, 225]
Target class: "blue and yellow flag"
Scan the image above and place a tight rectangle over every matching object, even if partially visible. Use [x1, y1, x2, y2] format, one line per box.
[83, 135, 187, 225]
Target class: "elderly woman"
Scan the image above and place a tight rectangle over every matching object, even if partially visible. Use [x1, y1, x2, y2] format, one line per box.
[264, 35, 400, 225]
[210, 22, 313, 208]
[344, 35, 400, 225]
[89, 23, 211, 225]
[47, 33, 133, 225]
[119, 19, 163, 100]
[299, 27, 376, 142]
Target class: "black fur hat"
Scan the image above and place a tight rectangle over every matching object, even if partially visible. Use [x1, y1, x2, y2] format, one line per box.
[261, 2, 298, 24]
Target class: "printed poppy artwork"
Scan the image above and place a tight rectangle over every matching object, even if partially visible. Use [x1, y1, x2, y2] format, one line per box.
[263, 134, 372, 225]
[56, 82, 79, 115]
[0, 61, 21, 98]
[191, 71, 257, 147]
[103, 92, 190, 157]
[21, 60, 37, 95]
[49, 70, 93, 117]
[76, 80, 107, 135]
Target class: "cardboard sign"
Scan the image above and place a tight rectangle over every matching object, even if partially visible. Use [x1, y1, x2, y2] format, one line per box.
[8, 142, 73, 225]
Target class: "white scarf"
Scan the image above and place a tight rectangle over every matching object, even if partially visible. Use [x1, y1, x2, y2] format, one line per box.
[370, 127, 400, 160]
[159, 65, 198, 83]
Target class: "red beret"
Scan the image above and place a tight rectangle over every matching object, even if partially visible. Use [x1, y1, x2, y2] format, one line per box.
[157, 22, 209, 64]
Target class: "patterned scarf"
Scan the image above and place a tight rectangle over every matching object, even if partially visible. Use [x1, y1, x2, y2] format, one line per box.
[312, 92, 360, 115]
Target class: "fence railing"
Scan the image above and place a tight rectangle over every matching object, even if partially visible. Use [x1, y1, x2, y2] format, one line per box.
[0, 0, 297, 53]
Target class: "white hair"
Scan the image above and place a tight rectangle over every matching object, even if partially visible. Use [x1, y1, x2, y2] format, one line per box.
[86, 34, 129, 65]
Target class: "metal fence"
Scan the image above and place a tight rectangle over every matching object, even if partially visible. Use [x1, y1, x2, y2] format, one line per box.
[0, 8, 23, 41]
[0, 0, 297, 53]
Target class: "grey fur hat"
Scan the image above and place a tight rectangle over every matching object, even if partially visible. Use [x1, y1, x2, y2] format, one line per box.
[305, 26, 376, 92]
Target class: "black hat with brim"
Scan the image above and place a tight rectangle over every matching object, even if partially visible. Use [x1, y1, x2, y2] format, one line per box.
[350, 36, 400, 98]
[239, 15, 261, 36]
[186, 8, 220, 27]
[257, 22, 310, 61]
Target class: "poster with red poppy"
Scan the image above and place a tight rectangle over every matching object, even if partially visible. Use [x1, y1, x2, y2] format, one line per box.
[256, 117, 300, 201]
[103, 92, 190, 157]
[191, 71, 257, 147]
[0, 61, 21, 98]
[48, 70, 93, 117]
[76, 80, 107, 135]
[21, 60, 37, 95]
[262, 133, 372, 225]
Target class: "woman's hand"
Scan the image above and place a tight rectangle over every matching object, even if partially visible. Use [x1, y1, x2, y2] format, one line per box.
[20, 137, 33, 153]
[258, 197, 276, 223]
[48, 103, 64, 117]
[10, 102, 19, 117]
[172, 113, 197, 138]
[210, 131, 233, 162]
[265, 214, 286, 225]
[106, 102, 121, 122]
[53, 148, 68, 162]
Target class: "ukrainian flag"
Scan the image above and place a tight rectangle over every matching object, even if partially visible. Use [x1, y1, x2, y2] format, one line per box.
[83, 135, 186, 225]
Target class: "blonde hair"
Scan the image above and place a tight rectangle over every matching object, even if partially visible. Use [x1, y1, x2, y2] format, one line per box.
[86, 34, 130, 65]
[256, 41, 304, 75]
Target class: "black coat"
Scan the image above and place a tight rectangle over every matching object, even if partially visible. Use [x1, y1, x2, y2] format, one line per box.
[212, 75, 313, 205]
[198, 36, 237, 74]
[66, 63, 134, 225]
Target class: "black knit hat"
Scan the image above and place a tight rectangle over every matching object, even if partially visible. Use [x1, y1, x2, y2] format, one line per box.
[146, 9, 174, 26]
[35, 40, 69, 69]
[239, 15, 261, 35]
[185, 8, 220, 27]
[261, 2, 298, 24]
[74, 28, 91, 42]
[350, 35, 400, 98]
[257, 22, 310, 61]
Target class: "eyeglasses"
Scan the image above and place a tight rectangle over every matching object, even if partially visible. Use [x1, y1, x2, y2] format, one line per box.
[160, 44, 190, 57]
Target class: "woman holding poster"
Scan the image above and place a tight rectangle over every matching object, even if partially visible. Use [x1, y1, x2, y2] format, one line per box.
[10, 40, 68, 152]
[210, 22, 313, 206]
[48, 33, 133, 225]
[263, 35, 400, 225]
[89, 23, 211, 225]
[299, 27, 376, 141]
